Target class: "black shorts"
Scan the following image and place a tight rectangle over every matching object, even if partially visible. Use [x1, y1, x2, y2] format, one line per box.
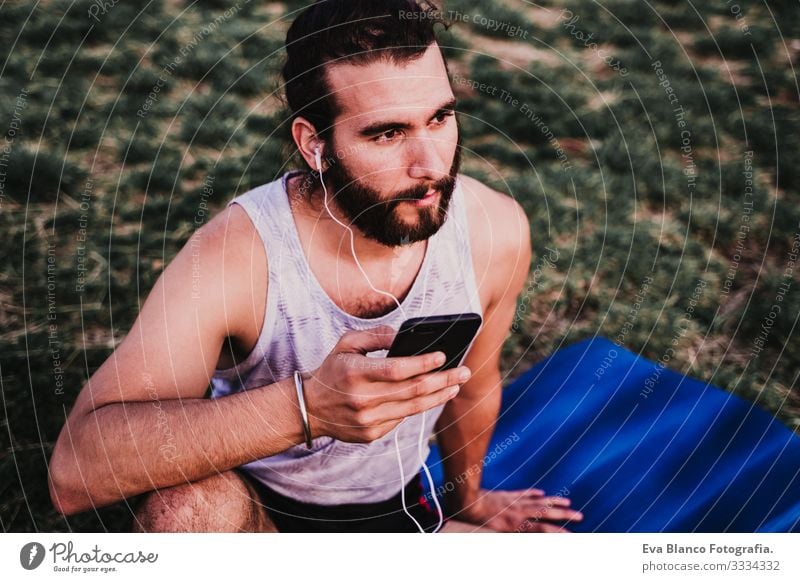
[237, 470, 444, 533]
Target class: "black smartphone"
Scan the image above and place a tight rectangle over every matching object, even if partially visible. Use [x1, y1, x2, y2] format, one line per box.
[386, 313, 483, 371]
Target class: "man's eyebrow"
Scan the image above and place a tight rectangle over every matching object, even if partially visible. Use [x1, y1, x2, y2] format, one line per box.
[357, 98, 458, 137]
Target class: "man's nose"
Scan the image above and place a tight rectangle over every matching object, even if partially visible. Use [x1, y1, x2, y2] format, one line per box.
[405, 131, 449, 181]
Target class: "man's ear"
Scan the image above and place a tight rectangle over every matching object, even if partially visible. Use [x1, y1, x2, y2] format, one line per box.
[292, 116, 326, 172]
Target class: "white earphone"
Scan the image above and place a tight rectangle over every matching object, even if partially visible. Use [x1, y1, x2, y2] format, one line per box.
[314, 146, 323, 178]
[312, 145, 444, 533]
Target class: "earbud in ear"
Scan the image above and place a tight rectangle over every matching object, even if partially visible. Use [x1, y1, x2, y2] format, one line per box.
[313, 146, 322, 173]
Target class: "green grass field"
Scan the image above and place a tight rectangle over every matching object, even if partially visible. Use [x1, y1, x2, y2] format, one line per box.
[1, 0, 798, 532]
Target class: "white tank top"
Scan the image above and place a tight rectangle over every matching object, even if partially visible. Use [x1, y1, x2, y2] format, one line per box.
[210, 170, 483, 504]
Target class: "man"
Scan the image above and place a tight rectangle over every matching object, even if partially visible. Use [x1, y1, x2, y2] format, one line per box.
[48, 0, 583, 532]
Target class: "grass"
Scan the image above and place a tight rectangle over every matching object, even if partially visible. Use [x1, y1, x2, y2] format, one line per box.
[1, 0, 798, 532]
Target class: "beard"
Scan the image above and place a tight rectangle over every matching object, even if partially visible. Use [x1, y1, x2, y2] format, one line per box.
[320, 140, 462, 247]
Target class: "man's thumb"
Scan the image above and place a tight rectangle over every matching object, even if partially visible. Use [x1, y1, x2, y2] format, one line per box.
[336, 325, 397, 354]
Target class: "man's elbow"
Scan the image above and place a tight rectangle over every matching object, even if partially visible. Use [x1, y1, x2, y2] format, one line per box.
[48, 444, 86, 516]
[48, 425, 95, 517]
[49, 461, 78, 516]
[48, 465, 77, 517]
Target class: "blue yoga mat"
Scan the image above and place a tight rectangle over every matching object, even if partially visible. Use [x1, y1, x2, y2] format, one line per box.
[423, 336, 800, 532]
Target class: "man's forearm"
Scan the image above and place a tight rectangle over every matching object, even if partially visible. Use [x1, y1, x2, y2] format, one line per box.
[50, 377, 305, 515]
[434, 373, 502, 517]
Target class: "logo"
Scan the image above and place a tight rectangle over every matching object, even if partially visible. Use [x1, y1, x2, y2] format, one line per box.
[20, 542, 46, 570]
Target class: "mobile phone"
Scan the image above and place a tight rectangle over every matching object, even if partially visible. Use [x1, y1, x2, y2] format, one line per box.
[386, 313, 483, 371]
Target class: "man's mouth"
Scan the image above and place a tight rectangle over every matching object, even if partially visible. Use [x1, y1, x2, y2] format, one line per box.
[411, 188, 439, 208]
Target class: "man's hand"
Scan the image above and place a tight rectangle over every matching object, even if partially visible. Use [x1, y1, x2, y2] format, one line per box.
[456, 488, 584, 532]
[304, 325, 471, 443]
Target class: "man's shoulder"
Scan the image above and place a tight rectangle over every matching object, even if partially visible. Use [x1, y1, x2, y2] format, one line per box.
[457, 173, 530, 255]
[182, 202, 267, 338]
[194, 202, 262, 262]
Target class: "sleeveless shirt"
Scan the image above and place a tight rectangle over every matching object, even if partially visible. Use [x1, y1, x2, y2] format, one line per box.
[210, 170, 483, 504]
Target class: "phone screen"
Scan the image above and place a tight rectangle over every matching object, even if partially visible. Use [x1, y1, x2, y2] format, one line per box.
[386, 312, 483, 371]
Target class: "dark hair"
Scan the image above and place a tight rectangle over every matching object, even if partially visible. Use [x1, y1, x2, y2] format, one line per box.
[281, 0, 450, 141]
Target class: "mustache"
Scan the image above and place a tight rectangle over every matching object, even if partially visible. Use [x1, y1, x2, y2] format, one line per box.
[389, 174, 456, 205]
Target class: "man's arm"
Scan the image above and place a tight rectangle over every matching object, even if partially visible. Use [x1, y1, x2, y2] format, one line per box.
[49, 190, 478, 517]
[434, 194, 583, 532]
[434, 194, 530, 514]
[48, 205, 305, 516]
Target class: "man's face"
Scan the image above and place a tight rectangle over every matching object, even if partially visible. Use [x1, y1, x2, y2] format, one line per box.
[319, 43, 460, 247]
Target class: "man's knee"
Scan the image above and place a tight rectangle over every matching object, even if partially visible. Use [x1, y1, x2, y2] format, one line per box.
[132, 470, 277, 532]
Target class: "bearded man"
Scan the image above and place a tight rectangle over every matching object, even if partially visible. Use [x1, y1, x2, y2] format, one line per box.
[48, 0, 581, 533]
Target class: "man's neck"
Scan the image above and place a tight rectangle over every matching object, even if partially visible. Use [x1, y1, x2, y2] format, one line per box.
[287, 172, 424, 266]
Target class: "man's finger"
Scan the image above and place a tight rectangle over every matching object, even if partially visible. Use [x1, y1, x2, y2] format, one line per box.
[507, 487, 545, 497]
[531, 495, 571, 507]
[376, 366, 471, 401]
[524, 505, 583, 522]
[371, 381, 460, 422]
[337, 325, 397, 354]
[363, 351, 451, 383]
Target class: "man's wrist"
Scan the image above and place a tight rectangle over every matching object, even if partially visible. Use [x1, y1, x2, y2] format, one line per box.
[279, 376, 308, 446]
[293, 371, 314, 448]
[299, 370, 327, 439]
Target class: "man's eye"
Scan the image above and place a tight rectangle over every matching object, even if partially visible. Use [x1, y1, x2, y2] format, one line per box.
[375, 129, 400, 143]
[433, 110, 455, 124]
